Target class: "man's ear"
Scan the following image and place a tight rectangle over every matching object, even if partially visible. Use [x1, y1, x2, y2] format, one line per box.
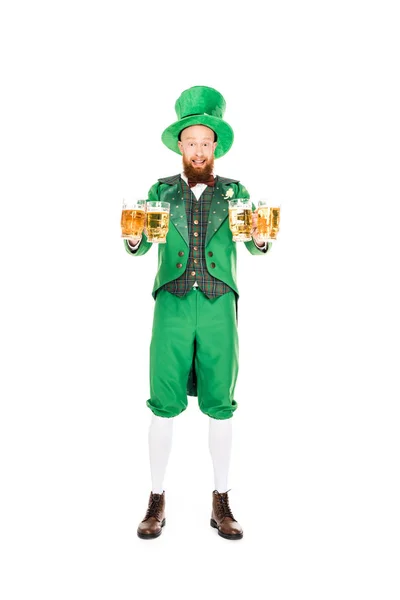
[178, 141, 184, 155]
[213, 141, 218, 153]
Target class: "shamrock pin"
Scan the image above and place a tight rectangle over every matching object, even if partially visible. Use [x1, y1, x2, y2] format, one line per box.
[224, 188, 234, 199]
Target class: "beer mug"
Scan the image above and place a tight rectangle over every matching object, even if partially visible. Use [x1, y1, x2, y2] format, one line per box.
[228, 198, 253, 242]
[257, 200, 281, 241]
[121, 198, 146, 239]
[146, 201, 170, 243]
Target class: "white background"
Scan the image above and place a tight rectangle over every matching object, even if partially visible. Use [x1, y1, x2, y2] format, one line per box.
[1, 0, 399, 598]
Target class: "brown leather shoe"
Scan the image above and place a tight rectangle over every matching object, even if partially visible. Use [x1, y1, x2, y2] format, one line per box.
[137, 491, 166, 539]
[210, 490, 243, 540]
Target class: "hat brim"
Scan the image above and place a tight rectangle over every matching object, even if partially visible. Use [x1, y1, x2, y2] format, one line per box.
[161, 115, 234, 158]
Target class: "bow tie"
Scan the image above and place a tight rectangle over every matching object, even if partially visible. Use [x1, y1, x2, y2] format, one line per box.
[188, 176, 215, 188]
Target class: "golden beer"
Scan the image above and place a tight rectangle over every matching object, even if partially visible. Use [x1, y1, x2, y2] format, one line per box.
[268, 207, 280, 240]
[121, 209, 145, 238]
[146, 211, 170, 243]
[228, 198, 253, 242]
[229, 207, 252, 241]
[257, 202, 281, 241]
[257, 207, 271, 239]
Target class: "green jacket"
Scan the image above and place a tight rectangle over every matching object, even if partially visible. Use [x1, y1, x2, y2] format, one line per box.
[124, 174, 272, 299]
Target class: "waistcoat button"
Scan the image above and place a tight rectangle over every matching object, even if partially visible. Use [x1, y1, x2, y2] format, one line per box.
[191, 271, 196, 276]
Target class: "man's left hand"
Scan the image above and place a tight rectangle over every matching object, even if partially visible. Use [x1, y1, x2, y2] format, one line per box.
[251, 209, 265, 247]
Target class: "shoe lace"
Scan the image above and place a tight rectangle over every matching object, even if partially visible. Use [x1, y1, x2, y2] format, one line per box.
[144, 493, 162, 520]
[216, 491, 234, 520]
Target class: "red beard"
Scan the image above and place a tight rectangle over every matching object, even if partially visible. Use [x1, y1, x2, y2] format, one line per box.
[182, 155, 215, 183]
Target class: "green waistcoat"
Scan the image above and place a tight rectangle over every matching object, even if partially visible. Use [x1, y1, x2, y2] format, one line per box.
[161, 178, 232, 298]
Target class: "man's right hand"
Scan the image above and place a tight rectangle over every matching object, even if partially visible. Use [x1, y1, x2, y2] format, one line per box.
[127, 235, 142, 248]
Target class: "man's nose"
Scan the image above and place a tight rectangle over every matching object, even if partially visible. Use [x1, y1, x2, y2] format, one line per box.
[195, 145, 204, 156]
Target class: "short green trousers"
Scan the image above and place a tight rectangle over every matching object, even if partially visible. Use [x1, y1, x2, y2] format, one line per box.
[147, 288, 239, 419]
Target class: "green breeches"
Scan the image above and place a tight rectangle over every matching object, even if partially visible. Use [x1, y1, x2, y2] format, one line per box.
[147, 288, 239, 419]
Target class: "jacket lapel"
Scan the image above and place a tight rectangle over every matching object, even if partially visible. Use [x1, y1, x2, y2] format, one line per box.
[205, 176, 239, 247]
[158, 175, 189, 247]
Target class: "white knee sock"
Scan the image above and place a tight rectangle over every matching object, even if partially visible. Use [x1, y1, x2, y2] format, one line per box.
[148, 414, 174, 494]
[208, 417, 233, 493]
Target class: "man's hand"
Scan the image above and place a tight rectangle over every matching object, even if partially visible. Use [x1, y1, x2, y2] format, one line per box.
[126, 223, 147, 247]
[127, 234, 142, 247]
[251, 209, 265, 247]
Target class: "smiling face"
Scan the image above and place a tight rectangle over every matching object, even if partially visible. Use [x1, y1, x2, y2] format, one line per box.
[178, 125, 218, 182]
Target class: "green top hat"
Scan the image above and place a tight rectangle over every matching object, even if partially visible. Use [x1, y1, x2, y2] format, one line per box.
[161, 86, 234, 158]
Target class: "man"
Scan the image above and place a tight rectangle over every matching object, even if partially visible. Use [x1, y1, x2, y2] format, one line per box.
[123, 86, 272, 541]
